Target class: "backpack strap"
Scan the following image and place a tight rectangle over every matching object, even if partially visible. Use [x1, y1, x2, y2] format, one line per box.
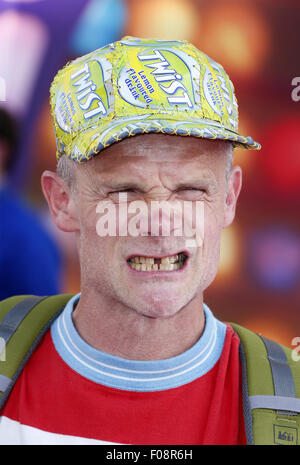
[231, 323, 300, 445]
[0, 294, 73, 410]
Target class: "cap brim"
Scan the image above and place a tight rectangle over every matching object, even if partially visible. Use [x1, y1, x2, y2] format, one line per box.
[61, 116, 261, 163]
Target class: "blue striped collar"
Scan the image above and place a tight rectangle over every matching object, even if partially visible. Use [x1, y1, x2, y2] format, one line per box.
[51, 294, 226, 392]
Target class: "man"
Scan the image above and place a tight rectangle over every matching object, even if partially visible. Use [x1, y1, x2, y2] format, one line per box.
[0, 36, 297, 445]
[0, 107, 61, 300]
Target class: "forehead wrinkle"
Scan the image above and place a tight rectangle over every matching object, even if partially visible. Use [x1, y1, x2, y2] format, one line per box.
[76, 134, 231, 189]
[79, 156, 222, 195]
[95, 134, 231, 164]
[99, 159, 155, 187]
[76, 159, 155, 195]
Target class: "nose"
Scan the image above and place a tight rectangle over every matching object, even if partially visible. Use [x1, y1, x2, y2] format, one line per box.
[133, 195, 184, 238]
[145, 187, 173, 202]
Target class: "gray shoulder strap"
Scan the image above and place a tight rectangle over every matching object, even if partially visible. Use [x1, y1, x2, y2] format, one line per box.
[0, 296, 65, 410]
[252, 335, 298, 416]
[0, 296, 46, 344]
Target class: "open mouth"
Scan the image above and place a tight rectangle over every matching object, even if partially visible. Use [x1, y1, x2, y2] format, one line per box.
[127, 252, 188, 272]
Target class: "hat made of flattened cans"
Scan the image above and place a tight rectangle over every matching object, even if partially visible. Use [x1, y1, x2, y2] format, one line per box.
[50, 36, 261, 163]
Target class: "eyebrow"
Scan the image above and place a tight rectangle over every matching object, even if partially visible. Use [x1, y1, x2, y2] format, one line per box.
[103, 177, 217, 192]
[174, 178, 216, 189]
[103, 181, 147, 191]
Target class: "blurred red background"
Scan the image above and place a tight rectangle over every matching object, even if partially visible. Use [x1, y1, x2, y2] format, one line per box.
[0, 0, 299, 346]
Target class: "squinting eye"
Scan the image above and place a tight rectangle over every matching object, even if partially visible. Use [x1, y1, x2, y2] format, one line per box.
[175, 188, 206, 199]
[108, 189, 138, 202]
[108, 189, 135, 194]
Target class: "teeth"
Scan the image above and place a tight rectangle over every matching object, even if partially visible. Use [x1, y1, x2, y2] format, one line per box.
[130, 262, 183, 272]
[160, 256, 179, 264]
[128, 253, 186, 272]
[159, 263, 177, 271]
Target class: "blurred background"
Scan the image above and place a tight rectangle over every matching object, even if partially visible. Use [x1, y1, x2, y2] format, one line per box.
[0, 0, 299, 345]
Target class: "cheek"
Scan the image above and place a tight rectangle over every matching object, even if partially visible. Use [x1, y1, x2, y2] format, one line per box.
[203, 200, 225, 241]
[80, 211, 101, 246]
[194, 207, 223, 290]
[77, 204, 112, 265]
[199, 203, 224, 270]
[78, 234, 119, 292]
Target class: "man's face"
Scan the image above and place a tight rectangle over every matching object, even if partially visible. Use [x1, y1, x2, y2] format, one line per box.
[65, 134, 241, 319]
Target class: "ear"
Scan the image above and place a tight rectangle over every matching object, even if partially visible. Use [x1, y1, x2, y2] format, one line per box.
[41, 170, 79, 232]
[223, 165, 242, 229]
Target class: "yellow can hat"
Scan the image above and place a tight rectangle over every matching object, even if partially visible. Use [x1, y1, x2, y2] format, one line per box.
[50, 36, 261, 163]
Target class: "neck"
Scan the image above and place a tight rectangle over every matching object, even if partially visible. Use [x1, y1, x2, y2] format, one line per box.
[72, 289, 205, 361]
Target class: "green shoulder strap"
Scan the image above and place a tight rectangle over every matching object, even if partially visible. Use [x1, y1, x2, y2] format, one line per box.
[230, 322, 300, 445]
[0, 294, 73, 410]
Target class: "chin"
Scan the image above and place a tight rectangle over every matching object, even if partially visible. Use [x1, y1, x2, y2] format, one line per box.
[124, 289, 191, 319]
[133, 302, 183, 319]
